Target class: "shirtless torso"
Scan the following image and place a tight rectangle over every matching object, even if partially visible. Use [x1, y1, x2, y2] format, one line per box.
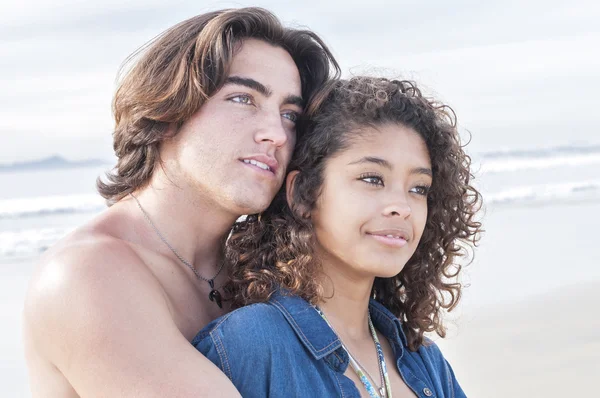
[23, 200, 238, 397]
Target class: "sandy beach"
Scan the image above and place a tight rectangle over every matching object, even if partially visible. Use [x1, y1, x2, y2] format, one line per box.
[1, 258, 33, 398]
[437, 282, 600, 397]
[434, 201, 600, 397]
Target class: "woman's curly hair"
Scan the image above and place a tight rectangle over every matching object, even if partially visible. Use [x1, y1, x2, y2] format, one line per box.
[225, 76, 483, 351]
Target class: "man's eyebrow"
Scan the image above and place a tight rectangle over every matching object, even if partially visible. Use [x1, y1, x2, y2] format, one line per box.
[348, 156, 433, 177]
[224, 76, 271, 97]
[225, 76, 304, 108]
[283, 94, 304, 108]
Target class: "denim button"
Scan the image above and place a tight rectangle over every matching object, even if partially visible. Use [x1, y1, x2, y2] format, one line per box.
[423, 387, 433, 396]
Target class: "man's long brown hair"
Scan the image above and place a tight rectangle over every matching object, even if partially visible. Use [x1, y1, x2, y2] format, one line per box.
[97, 7, 340, 204]
[226, 77, 483, 351]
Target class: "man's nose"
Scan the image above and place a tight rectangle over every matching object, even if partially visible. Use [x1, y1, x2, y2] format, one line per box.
[254, 110, 289, 147]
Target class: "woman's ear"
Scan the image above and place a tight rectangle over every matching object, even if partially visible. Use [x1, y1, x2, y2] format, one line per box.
[285, 170, 300, 210]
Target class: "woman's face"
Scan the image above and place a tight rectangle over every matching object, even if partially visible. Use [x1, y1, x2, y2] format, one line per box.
[308, 123, 432, 279]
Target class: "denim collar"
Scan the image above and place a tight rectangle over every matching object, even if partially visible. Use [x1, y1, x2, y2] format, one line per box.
[270, 290, 408, 361]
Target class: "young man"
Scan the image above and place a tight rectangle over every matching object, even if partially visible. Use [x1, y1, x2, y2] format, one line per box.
[23, 8, 339, 397]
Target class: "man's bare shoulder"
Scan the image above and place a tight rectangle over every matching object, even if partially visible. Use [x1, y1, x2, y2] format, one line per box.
[27, 225, 162, 307]
[23, 225, 167, 353]
[23, 224, 240, 397]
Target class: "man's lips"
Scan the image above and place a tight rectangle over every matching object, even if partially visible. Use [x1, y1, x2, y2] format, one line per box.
[240, 154, 279, 174]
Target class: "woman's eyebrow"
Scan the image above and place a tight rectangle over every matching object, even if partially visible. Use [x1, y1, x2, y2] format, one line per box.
[348, 156, 392, 170]
[411, 167, 433, 177]
[348, 157, 432, 177]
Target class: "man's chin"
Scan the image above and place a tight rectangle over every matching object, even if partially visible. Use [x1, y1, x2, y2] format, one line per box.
[231, 195, 273, 216]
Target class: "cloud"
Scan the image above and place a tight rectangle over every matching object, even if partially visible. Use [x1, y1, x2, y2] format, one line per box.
[3, 0, 599, 162]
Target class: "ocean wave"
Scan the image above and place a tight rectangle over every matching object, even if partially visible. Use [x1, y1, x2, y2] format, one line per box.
[0, 194, 105, 219]
[487, 180, 600, 206]
[0, 227, 74, 260]
[479, 144, 600, 159]
[474, 144, 600, 173]
[478, 153, 600, 174]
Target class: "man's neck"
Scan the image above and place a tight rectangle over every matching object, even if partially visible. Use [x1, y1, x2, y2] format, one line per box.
[317, 259, 375, 341]
[124, 171, 238, 278]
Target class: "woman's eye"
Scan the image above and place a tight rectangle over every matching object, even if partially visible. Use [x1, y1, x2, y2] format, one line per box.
[282, 111, 299, 123]
[410, 185, 430, 196]
[360, 175, 384, 186]
[230, 95, 254, 105]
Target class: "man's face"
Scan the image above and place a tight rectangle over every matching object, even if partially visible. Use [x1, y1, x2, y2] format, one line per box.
[161, 38, 302, 215]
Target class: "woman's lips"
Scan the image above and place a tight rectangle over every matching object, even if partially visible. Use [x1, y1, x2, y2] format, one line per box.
[367, 232, 408, 248]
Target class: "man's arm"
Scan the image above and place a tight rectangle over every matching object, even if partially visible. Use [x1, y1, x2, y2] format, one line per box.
[23, 238, 240, 397]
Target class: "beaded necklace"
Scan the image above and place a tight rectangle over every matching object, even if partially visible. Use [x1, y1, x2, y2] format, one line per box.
[314, 307, 392, 398]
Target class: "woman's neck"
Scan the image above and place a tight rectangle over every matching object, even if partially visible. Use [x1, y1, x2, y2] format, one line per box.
[317, 260, 375, 341]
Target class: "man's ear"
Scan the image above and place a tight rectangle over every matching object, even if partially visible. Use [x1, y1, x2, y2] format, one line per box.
[285, 170, 300, 210]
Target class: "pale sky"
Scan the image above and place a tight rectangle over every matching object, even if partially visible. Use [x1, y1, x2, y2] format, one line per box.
[2, 0, 599, 163]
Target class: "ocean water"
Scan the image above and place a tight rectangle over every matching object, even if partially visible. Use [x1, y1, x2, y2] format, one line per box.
[2, 145, 599, 264]
[0, 166, 106, 261]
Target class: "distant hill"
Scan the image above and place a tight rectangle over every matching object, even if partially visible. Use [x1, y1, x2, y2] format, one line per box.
[0, 155, 109, 172]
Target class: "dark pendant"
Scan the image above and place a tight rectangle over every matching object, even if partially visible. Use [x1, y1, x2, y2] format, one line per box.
[209, 289, 223, 308]
[207, 280, 222, 308]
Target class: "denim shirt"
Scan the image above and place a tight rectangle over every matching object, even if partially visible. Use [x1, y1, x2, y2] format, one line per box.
[193, 291, 466, 398]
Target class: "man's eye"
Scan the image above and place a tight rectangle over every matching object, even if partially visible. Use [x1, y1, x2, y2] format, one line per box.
[282, 111, 299, 123]
[230, 95, 254, 105]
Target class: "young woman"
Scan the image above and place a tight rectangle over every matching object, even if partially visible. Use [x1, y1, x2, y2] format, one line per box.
[194, 76, 482, 397]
